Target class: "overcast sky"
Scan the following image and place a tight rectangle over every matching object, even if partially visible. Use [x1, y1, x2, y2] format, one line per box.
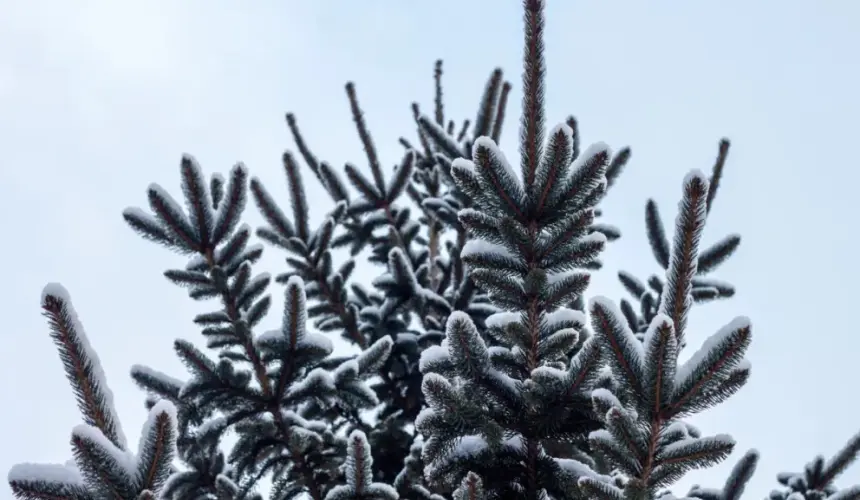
[2, 1, 859, 498]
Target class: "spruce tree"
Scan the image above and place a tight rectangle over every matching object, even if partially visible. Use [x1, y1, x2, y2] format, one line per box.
[415, 0, 753, 498]
[8, 285, 178, 500]
[9, 0, 860, 499]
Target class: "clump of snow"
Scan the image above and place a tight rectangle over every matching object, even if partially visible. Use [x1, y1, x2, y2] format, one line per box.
[588, 296, 644, 365]
[136, 400, 179, 465]
[130, 364, 185, 388]
[147, 183, 187, 220]
[451, 158, 476, 172]
[419, 345, 450, 372]
[674, 316, 751, 388]
[554, 457, 604, 481]
[546, 270, 580, 285]
[461, 239, 517, 260]
[590, 388, 621, 410]
[196, 415, 227, 437]
[473, 136, 522, 188]
[286, 275, 305, 290]
[487, 368, 520, 393]
[659, 434, 735, 457]
[298, 332, 334, 354]
[547, 123, 575, 154]
[485, 311, 522, 330]
[41, 283, 129, 450]
[661, 421, 693, 441]
[255, 329, 282, 345]
[581, 231, 608, 246]
[682, 168, 709, 190]
[121, 207, 161, 229]
[588, 429, 613, 444]
[148, 399, 178, 423]
[569, 143, 612, 179]
[414, 407, 436, 431]
[71, 424, 137, 478]
[333, 359, 359, 382]
[642, 314, 674, 350]
[8, 462, 83, 485]
[544, 308, 585, 330]
[532, 365, 566, 384]
[286, 368, 335, 400]
[246, 272, 272, 291]
[432, 433, 525, 474]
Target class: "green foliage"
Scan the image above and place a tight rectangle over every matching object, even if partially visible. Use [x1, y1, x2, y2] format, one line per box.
[9, 1, 860, 500]
[8, 286, 178, 500]
[617, 139, 740, 340]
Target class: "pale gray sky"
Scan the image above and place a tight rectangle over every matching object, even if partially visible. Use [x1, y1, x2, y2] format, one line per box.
[2, 1, 858, 498]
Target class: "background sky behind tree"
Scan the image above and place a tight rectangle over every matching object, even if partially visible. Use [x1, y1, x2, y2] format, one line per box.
[1, 0, 858, 498]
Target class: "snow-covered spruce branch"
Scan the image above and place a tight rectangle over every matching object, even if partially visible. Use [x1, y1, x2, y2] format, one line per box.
[413, 67, 632, 279]
[271, 72, 529, 487]
[121, 157, 392, 499]
[8, 285, 178, 500]
[617, 139, 741, 339]
[582, 174, 752, 500]
[415, 4, 621, 491]
[766, 432, 860, 500]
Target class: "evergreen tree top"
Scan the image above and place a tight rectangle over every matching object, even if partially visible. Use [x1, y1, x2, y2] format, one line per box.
[7, 0, 860, 499]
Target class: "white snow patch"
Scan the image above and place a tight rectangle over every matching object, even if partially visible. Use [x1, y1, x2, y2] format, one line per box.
[591, 388, 621, 410]
[8, 462, 83, 485]
[532, 365, 567, 384]
[473, 136, 522, 188]
[485, 311, 522, 330]
[299, 332, 334, 353]
[71, 424, 136, 478]
[419, 345, 450, 372]
[286, 368, 335, 400]
[197, 415, 227, 436]
[570, 142, 612, 178]
[663, 420, 689, 438]
[130, 364, 185, 389]
[487, 368, 520, 393]
[147, 183, 186, 219]
[546, 270, 581, 285]
[461, 239, 517, 260]
[446, 433, 525, 461]
[286, 275, 305, 290]
[675, 316, 751, 388]
[554, 457, 601, 480]
[451, 157, 476, 172]
[588, 429, 614, 443]
[734, 358, 751, 372]
[255, 329, 282, 345]
[682, 168, 709, 190]
[136, 400, 178, 465]
[582, 231, 608, 246]
[588, 296, 644, 365]
[545, 308, 585, 329]
[642, 314, 674, 350]
[659, 434, 735, 457]
[547, 123, 574, 155]
[414, 407, 436, 431]
[122, 207, 160, 228]
[333, 359, 359, 381]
